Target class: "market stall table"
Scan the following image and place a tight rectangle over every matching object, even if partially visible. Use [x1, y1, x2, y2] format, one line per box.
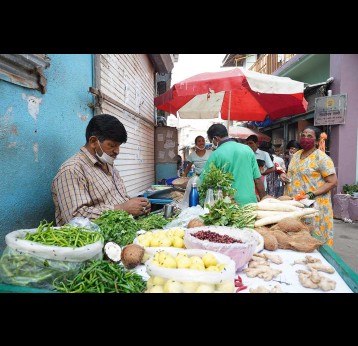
[237, 248, 353, 293]
[133, 247, 354, 293]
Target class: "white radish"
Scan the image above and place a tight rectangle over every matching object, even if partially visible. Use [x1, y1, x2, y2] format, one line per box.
[258, 198, 304, 208]
[257, 202, 300, 212]
[277, 200, 305, 208]
[255, 210, 296, 220]
[254, 208, 317, 227]
[301, 212, 319, 220]
[259, 198, 280, 203]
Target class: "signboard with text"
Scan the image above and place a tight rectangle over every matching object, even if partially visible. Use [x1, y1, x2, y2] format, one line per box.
[314, 94, 347, 126]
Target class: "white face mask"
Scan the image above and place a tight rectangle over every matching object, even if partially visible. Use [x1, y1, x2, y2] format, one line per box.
[211, 137, 218, 150]
[96, 140, 115, 165]
[195, 145, 205, 151]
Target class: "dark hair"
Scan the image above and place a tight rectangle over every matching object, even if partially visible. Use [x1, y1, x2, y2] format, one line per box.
[259, 141, 272, 151]
[286, 140, 301, 150]
[246, 135, 258, 143]
[85, 114, 127, 144]
[195, 135, 205, 144]
[303, 125, 321, 140]
[257, 159, 265, 167]
[207, 123, 228, 141]
[177, 155, 182, 165]
[260, 147, 274, 161]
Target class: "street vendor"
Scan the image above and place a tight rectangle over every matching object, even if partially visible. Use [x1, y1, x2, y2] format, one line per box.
[183, 135, 212, 177]
[52, 114, 151, 226]
[201, 123, 265, 204]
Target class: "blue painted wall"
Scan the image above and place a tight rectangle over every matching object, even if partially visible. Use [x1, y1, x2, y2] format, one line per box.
[0, 54, 94, 253]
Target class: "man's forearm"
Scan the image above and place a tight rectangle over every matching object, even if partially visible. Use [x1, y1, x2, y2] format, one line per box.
[254, 178, 266, 199]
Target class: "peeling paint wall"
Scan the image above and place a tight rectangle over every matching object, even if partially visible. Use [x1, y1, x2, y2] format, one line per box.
[0, 54, 93, 253]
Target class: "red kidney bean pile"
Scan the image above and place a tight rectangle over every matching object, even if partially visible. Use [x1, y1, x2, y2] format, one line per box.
[192, 230, 243, 244]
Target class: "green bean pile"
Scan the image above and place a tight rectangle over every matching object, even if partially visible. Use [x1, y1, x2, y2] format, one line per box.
[24, 221, 103, 247]
[53, 259, 146, 293]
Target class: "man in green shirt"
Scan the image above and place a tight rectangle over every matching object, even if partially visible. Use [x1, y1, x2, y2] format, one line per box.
[201, 124, 265, 205]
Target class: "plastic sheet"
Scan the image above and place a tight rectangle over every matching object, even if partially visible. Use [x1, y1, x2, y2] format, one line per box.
[333, 194, 350, 220]
[163, 205, 206, 229]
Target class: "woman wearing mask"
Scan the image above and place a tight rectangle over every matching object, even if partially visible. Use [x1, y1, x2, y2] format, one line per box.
[284, 126, 337, 246]
[183, 136, 212, 176]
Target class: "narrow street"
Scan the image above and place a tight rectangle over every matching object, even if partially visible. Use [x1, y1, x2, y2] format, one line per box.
[333, 219, 358, 274]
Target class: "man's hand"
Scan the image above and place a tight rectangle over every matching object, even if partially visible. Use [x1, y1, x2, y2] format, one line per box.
[115, 197, 151, 216]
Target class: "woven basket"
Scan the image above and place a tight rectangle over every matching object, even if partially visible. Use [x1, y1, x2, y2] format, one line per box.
[172, 177, 190, 189]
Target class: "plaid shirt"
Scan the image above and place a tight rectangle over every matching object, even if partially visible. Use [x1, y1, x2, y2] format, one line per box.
[52, 146, 130, 226]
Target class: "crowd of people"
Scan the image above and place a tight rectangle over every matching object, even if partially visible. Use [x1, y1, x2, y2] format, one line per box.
[51, 114, 337, 247]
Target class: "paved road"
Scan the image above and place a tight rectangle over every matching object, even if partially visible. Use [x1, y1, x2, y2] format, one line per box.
[333, 219, 358, 274]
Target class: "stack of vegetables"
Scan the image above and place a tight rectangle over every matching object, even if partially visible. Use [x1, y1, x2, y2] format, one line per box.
[54, 259, 146, 293]
[189, 194, 321, 254]
[0, 221, 104, 289]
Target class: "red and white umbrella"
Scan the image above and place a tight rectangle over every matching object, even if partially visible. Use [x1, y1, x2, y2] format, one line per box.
[154, 67, 307, 122]
[229, 126, 271, 142]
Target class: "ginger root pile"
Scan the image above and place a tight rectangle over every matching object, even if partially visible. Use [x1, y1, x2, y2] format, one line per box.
[245, 254, 282, 281]
[294, 255, 336, 291]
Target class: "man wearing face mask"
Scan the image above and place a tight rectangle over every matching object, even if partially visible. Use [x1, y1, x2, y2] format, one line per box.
[52, 114, 151, 226]
[284, 125, 337, 247]
[183, 135, 212, 177]
[200, 123, 265, 205]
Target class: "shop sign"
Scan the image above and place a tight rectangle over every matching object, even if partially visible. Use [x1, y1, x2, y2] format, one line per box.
[314, 94, 347, 126]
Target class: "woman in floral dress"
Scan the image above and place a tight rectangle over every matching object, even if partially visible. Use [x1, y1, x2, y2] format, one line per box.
[284, 126, 338, 246]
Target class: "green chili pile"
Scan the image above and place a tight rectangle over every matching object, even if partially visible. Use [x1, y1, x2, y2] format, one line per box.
[0, 252, 80, 289]
[53, 259, 146, 293]
[24, 221, 103, 247]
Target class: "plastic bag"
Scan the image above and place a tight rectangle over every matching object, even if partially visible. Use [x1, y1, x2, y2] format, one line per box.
[333, 194, 350, 220]
[0, 228, 103, 290]
[67, 217, 101, 232]
[163, 205, 207, 229]
[184, 226, 257, 272]
[179, 176, 201, 209]
[145, 248, 236, 293]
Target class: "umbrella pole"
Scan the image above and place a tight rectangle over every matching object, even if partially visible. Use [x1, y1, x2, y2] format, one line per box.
[227, 90, 231, 133]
